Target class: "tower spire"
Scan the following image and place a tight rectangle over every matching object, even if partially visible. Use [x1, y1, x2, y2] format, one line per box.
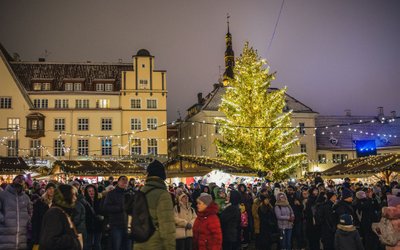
[223, 13, 234, 86]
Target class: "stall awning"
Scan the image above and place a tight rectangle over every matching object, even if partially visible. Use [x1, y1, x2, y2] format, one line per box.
[165, 155, 256, 177]
[51, 160, 146, 176]
[322, 154, 400, 177]
[0, 157, 30, 175]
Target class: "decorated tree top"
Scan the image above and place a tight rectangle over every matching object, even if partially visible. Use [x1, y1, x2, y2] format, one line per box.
[216, 42, 305, 180]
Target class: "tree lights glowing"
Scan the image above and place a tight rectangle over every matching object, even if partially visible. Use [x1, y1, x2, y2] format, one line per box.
[216, 42, 305, 180]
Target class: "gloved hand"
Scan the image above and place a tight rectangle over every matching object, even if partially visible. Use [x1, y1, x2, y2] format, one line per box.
[185, 223, 192, 230]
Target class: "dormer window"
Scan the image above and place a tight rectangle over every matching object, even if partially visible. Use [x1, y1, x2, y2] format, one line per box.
[65, 82, 82, 91]
[33, 83, 42, 91]
[65, 83, 73, 91]
[74, 83, 82, 91]
[33, 82, 51, 91]
[96, 83, 114, 91]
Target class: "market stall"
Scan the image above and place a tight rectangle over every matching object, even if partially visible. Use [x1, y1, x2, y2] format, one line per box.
[0, 157, 32, 184]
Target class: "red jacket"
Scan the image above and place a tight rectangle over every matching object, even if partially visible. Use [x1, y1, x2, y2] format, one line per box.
[193, 202, 222, 250]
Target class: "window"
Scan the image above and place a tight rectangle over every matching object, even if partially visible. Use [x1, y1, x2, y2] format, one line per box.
[147, 118, 157, 130]
[105, 84, 113, 91]
[7, 140, 18, 157]
[42, 82, 51, 91]
[74, 83, 82, 91]
[215, 122, 221, 134]
[139, 80, 148, 89]
[147, 99, 157, 109]
[318, 154, 327, 164]
[0, 97, 12, 109]
[299, 122, 306, 135]
[131, 138, 141, 155]
[131, 118, 142, 130]
[65, 83, 74, 91]
[96, 99, 110, 108]
[78, 139, 89, 156]
[7, 118, 19, 130]
[333, 154, 348, 164]
[55, 99, 69, 109]
[30, 139, 41, 157]
[102, 139, 112, 156]
[33, 99, 48, 109]
[96, 84, 104, 91]
[54, 139, 65, 156]
[131, 99, 141, 109]
[54, 118, 65, 131]
[101, 118, 112, 131]
[33, 83, 42, 91]
[300, 144, 307, 153]
[76, 99, 89, 109]
[147, 139, 157, 155]
[78, 118, 89, 131]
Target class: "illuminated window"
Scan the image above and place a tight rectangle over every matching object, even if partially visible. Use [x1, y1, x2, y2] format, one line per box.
[30, 140, 41, 157]
[147, 139, 157, 155]
[33, 83, 42, 91]
[54, 139, 65, 157]
[96, 99, 110, 108]
[318, 154, 327, 164]
[7, 140, 18, 157]
[7, 118, 19, 130]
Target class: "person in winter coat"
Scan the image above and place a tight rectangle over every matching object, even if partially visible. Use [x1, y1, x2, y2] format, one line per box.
[238, 184, 253, 249]
[334, 214, 364, 250]
[220, 190, 241, 250]
[193, 193, 222, 250]
[70, 181, 87, 248]
[258, 194, 279, 250]
[0, 175, 32, 250]
[134, 160, 176, 250]
[352, 190, 381, 250]
[103, 176, 132, 250]
[319, 191, 337, 250]
[83, 184, 104, 250]
[252, 188, 268, 249]
[174, 193, 197, 250]
[333, 187, 354, 226]
[39, 184, 82, 250]
[191, 183, 202, 211]
[286, 185, 305, 249]
[31, 182, 56, 246]
[304, 186, 319, 250]
[274, 192, 295, 250]
[213, 187, 227, 213]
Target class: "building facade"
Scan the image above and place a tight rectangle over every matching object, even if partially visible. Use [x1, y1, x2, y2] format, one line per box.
[0, 45, 167, 163]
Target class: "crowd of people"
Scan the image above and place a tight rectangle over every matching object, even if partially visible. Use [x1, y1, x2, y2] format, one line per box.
[0, 164, 399, 250]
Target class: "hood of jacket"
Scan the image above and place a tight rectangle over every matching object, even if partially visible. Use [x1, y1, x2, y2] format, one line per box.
[197, 202, 219, 218]
[5, 184, 24, 196]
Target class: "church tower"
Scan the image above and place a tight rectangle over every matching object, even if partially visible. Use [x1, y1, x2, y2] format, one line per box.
[223, 14, 235, 86]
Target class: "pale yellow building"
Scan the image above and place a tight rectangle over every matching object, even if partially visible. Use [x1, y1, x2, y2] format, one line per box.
[0, 45, 167, 164]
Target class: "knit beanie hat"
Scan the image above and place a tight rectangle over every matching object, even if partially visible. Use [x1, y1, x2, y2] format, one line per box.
[197, 193, 213, 207]
[147, 160, 166, 180]
[356, 191, 367, 200]
[341, 188, 353, 200]
[326, 191, 336, 200]
[339, 214, 353, 226]
[45, 182, 56, 191]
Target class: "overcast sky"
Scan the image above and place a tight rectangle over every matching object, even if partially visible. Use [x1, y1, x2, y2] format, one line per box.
[1, 0, 399, 121]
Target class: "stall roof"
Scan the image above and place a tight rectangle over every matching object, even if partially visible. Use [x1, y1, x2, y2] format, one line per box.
[0, 157, 30, 174]
[52, 160, 146, 176]
[165, 155, 256, 177]
[322, 154, 400, 176]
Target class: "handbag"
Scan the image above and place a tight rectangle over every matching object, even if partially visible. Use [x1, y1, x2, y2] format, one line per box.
[53, 207, 83, 250]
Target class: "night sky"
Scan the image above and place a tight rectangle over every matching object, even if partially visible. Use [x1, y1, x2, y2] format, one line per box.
[1, 0, 399, 122]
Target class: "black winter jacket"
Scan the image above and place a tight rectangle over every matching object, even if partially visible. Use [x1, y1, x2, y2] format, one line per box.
[258, 204, 279, 245]
[220, 204, 241, 243]
[84, 197, 103, 233]
[39, 206, 81, 250]
[333, 200, 354, 226]
[103, 186, 128, 229]
[31, 197, 51, 244]
[334, 225, 364, 250]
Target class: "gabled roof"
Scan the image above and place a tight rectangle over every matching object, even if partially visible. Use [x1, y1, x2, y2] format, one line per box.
[9, 61, 133, 91]
[316, 115, 400, 150]
[0, 43, 13, 62]
[189, 85, 316, 117]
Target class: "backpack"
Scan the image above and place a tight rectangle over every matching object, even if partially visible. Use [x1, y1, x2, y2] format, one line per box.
[126, 187, 160, 243]
[372, 217, 400, 246]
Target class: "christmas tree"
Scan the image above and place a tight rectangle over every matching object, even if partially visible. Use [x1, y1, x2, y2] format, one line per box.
[216, 42, 305, 180]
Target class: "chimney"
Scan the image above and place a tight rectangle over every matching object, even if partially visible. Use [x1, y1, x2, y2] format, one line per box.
[391, 111, 397, 118]
[38, 58, 45, 62]
[345, 109, 351, 117]
[197, 92, 203, 104]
